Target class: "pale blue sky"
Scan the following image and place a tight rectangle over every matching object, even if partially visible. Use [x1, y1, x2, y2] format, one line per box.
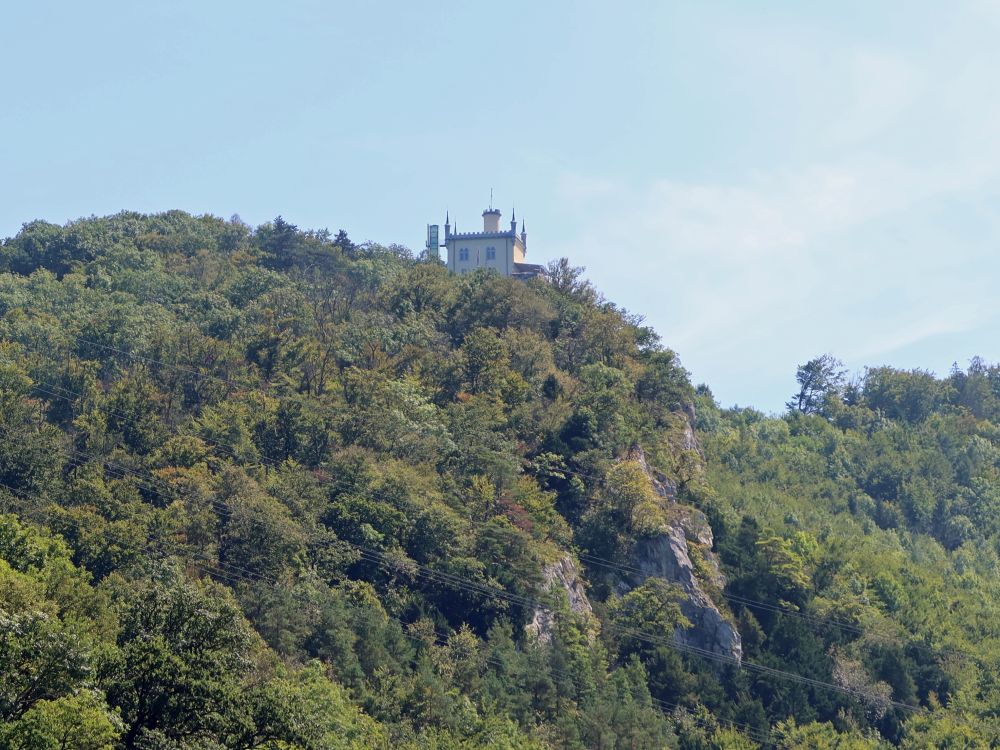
[3, 1, 998, 411]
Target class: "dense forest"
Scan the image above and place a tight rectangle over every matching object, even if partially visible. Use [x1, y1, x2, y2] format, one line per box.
[0, 211, 997, 749]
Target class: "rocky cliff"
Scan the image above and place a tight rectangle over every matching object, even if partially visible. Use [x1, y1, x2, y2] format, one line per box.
[621, 442, 742, 663]
[627, 523, 742, 662]
[526, 554, 596, 644]
[527, 418, 740, 661]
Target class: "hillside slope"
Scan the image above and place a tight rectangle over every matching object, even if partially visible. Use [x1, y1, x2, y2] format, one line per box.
[0, 212, 997, 748]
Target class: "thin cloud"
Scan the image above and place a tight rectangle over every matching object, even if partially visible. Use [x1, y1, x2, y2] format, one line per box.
[550, 22, 1000, 409]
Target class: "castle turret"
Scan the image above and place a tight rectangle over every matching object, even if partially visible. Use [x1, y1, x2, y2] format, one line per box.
[483, 208, 502, 232]
[510, 207, 517, 234]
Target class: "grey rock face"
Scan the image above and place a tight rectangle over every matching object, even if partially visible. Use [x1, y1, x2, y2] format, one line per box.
[526, 555, 594, 645]
[682, 403, 702, 454]
[677, 506, 714, 548]
[629, 529, 742, 663]
[681, 419, 699, 453]
[620, 438, 742, 664]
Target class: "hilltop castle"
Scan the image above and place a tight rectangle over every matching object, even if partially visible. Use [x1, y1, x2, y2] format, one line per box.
[428, 205, 546, 279]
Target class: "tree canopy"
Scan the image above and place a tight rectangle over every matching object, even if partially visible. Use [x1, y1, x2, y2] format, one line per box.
[0, 211, 997, 748]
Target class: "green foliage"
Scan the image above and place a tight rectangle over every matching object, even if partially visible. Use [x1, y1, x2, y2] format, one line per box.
[610, 578, 690, 648]
[0, 690, 124, 750]
[787, 355, 846, 415]
[704, 357, 1000, 746]
[774, 719, 889, 749]
[862, 367, 951, 423]
[2, 211, 998, 748]
[102, 574, 254, 748]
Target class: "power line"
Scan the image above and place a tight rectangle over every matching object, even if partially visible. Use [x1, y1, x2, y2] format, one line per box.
[0, 478, 771, 745]
[23, 371, 981, 665]
[21, 363, 985, 664]
[9, 349, 976, 659]
[0, 341, 963, 703]
[0, 480, 394, 748]
[0, 422, 924, 716]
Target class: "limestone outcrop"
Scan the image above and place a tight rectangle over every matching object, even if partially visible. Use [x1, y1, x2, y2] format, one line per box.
[620, 439, 742, 664]
[628, 525, 742, 662]
[526, 555, 595, 644]
[528, 412, 739, 661]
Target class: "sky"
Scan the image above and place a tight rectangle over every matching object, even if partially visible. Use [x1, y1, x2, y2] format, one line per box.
[2, 1, 999, 412]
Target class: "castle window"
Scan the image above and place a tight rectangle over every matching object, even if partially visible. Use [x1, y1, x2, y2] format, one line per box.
[459, 248, 469, 261]
[486, 247, 496, 260]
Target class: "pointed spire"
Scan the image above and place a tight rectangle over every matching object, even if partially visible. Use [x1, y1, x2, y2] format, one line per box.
[446, 210, 450, 224]
[511, 205, 516, 223]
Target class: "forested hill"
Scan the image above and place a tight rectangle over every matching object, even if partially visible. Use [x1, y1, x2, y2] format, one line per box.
[0, 211, 998, 749]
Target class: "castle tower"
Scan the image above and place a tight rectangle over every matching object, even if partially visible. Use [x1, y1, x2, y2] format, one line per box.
[482, 208, 502, 232]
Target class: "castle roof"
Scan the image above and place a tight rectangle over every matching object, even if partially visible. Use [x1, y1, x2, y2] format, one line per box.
[447, 228, 521, 241]
[512, 262, 545, 277]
